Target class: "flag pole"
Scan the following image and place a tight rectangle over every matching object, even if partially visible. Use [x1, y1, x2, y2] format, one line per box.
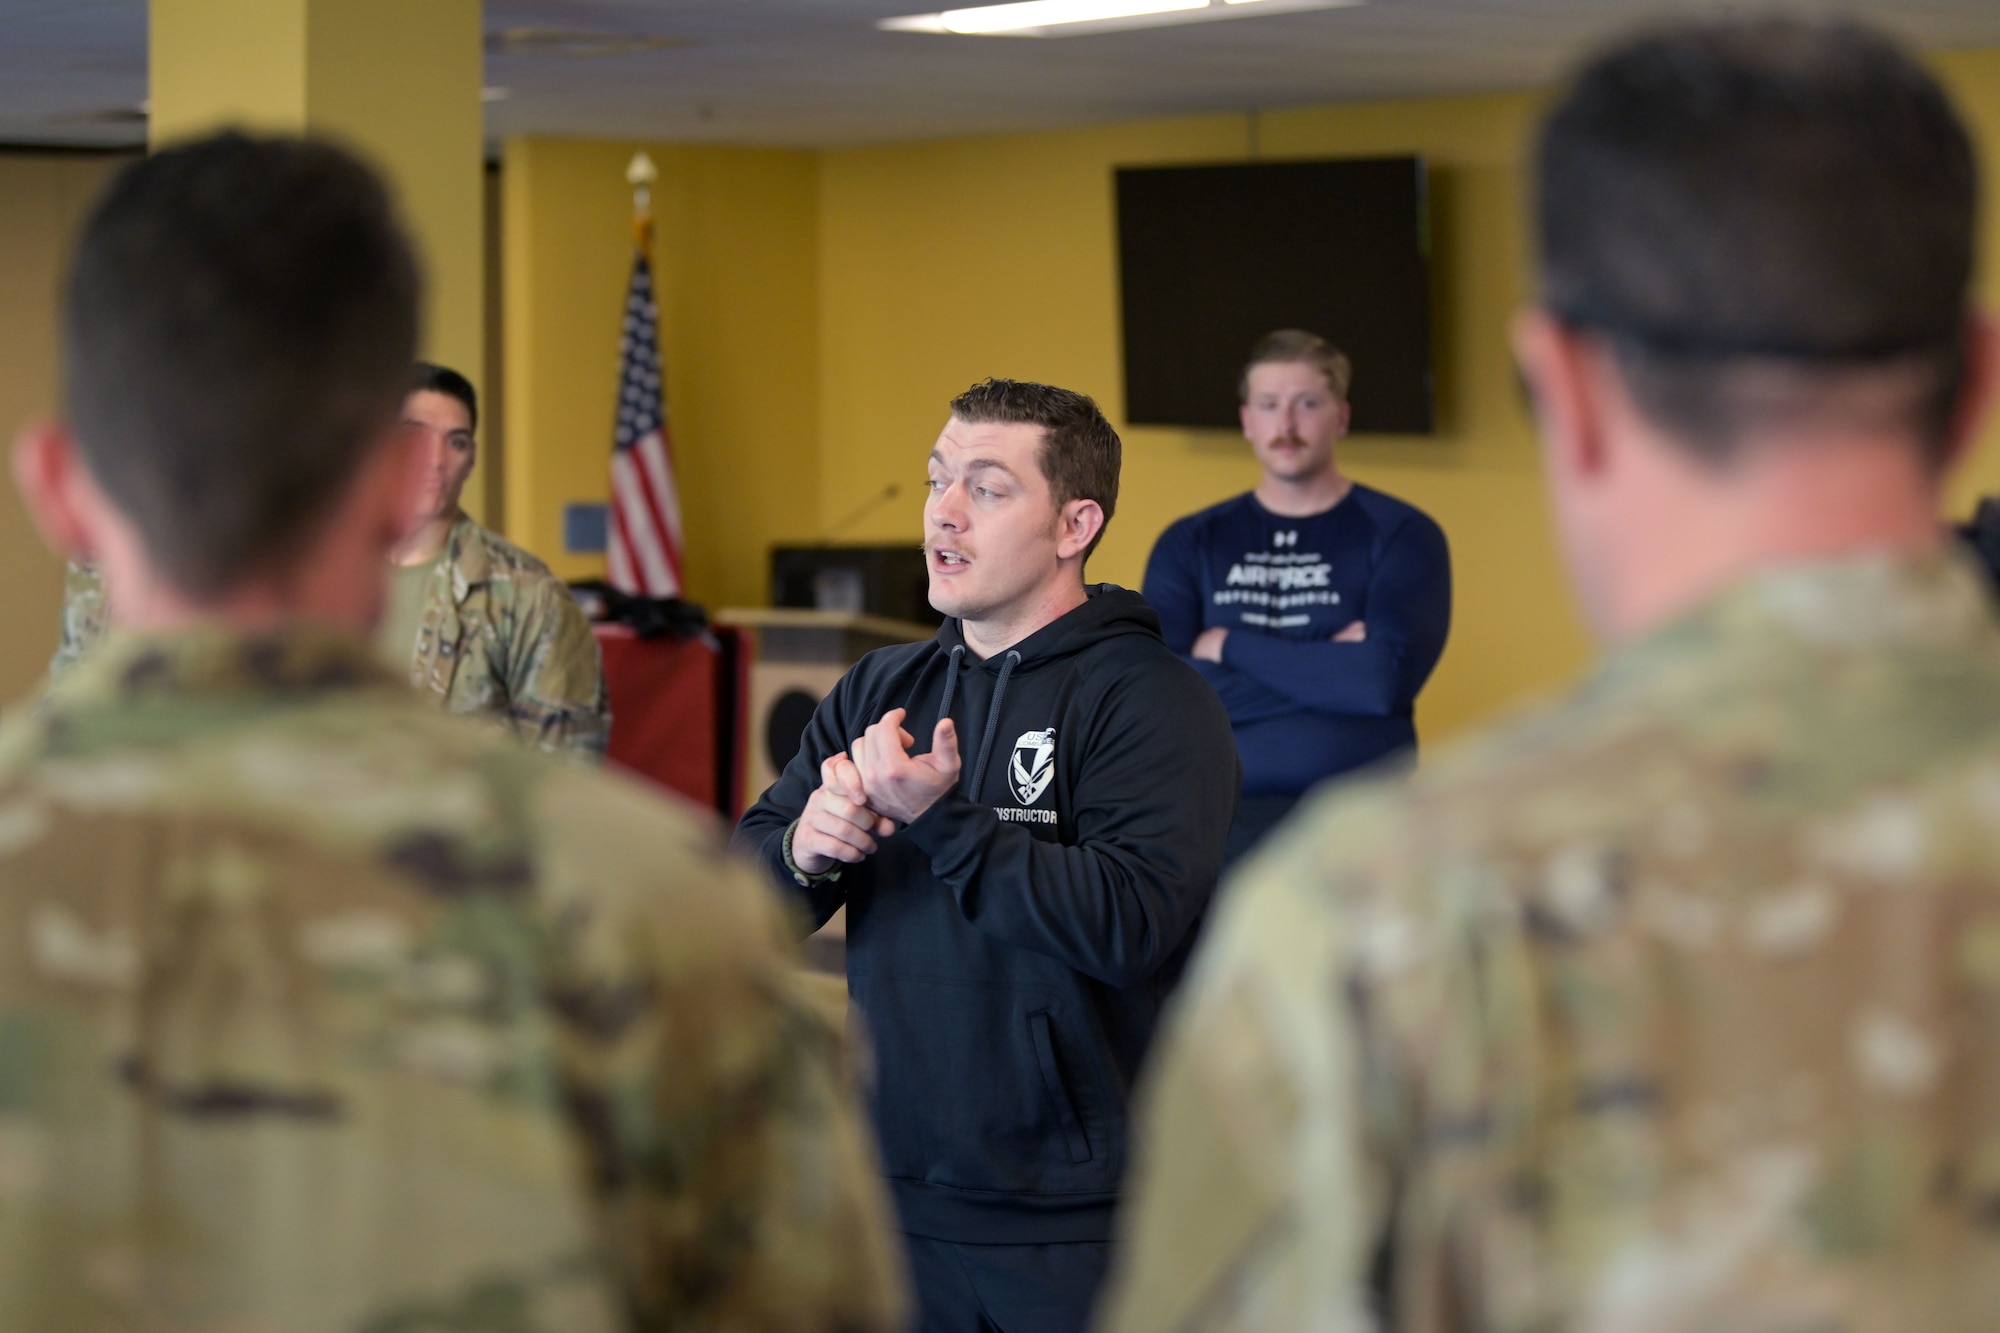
[607, 148, 683, 600]
[627, 151, 657, 255]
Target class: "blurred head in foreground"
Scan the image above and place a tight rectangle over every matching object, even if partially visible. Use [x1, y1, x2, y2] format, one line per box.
[14, 131, 422, 628]
[0, 131, 910, 1333]
[1515, 18, 1993, 637]
[1102, 20, 2000, 1333]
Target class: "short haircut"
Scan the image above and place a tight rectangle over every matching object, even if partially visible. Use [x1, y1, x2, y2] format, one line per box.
[411, 362, 478, 432]
[1535, 19, 1977, 465]
[1239, 329, 1352, 403]
[62, 132, 420, 599]
[949, 378, 1121, 563]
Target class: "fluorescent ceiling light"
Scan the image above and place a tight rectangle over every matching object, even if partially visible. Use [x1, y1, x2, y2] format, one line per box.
[941, 0, 1203, 35]
[880, 0, 1359, 39]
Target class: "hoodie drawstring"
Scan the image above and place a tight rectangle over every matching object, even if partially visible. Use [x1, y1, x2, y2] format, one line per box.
[937, 644, 965, 731]
[967, 650, 1021, 803]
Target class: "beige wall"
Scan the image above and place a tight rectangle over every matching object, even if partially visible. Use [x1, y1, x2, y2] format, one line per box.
[0, 151, 132, 703]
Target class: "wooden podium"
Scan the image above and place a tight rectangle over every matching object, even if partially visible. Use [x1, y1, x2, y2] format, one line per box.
[716, 607, 938, 809]
[594, 623, 743, 816]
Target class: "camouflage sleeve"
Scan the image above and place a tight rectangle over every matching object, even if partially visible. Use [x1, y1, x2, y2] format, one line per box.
[49, 560, 109, 679]
[505, 575, 612, 763]
[544, 785, 908, 1330]
[1098, 800, 1393, 1333]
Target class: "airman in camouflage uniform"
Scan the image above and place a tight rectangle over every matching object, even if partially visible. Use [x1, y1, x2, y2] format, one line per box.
[51, 517, 610, 763]
[398, 511, 608, 759]
[1106, 551, 2000, 1333]
[6, 130, 906, 1331]
[0, 627, 905, 1331]
[47, 559, 102, 680]
[1101, 21, 2000, 1333]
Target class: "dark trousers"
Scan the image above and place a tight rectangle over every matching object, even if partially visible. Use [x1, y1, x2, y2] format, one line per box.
[904, 1236, 1113, 1333]
[1222, 792, 1303, 871]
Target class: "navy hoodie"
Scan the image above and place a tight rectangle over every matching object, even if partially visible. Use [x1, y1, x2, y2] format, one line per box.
[735, 585, 1238, 1244]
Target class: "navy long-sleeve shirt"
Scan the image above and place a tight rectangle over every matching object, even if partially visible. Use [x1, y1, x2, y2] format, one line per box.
[1142, 486, 1451, 797]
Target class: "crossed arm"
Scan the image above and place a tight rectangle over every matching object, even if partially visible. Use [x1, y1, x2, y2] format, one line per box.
[1145, 515, 1452, 720]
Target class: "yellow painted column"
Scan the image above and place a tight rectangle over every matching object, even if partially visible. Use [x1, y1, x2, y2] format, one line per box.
[149, 0, 489, 522]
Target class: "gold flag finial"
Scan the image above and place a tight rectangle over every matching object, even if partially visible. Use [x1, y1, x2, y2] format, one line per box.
[627, 151, 657, 250]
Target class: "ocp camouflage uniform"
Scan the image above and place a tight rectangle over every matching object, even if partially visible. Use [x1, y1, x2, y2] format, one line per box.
[0, 626, 906, 1332]
[48, 559, 105, 680]
[51, 512, 610, 760]
[1103, 551, 2000, 1333]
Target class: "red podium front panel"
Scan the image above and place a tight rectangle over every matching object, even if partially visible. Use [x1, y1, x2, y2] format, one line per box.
[595, 625, 738, 813]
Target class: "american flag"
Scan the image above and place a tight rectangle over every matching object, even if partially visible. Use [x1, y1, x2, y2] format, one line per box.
[606, 249, 685, 597]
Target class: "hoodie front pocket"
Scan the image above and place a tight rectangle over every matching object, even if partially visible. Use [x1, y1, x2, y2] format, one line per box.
[853, 972, 1116, 1193]
[1029, 1009, 1092, 1163]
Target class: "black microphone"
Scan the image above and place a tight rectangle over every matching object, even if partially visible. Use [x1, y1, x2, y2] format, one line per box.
[820, 483, 902, 541]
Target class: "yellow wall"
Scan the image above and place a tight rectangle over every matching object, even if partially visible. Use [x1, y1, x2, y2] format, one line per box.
[150, 0, 308, 135]
[501, 44, 2000, 740]
[0, 45, 1986, 734]
[150, 0, 489, 519]
[1937, 48, 2000, 513]
[504, 99, 1577, 736]
[815, 92, 1580, 741]
[502, 137, 821, 605]
[0, 152, 134, 701]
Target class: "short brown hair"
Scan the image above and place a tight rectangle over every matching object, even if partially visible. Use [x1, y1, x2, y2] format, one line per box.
[949, 378, 1121, 563]
[1239, 329, 1352, 403]
[64, 132, 419, 599]
[1536, 19, 1975, 464]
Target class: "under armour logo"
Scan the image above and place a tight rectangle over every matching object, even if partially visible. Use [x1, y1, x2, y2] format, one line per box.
[1273, 530, 1299, 547]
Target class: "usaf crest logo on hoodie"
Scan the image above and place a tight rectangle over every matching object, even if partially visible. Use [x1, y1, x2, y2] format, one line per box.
[1010, 728, 1056, 806]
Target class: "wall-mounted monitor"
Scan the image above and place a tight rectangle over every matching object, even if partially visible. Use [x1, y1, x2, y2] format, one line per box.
[1115, 156, 1433, 434]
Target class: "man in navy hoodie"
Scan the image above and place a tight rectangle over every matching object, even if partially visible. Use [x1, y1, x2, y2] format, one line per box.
[736, 378, 1237, 1332]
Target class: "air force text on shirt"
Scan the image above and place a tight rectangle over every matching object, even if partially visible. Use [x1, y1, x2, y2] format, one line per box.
[1214, 536, 1342, 628]
[1142, 486, 1452, 799]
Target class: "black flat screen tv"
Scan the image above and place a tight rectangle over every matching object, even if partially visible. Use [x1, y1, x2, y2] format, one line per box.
[1115, 156, 1433, 434]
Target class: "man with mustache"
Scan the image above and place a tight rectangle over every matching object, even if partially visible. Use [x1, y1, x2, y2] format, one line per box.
[737, 378, 1237, 1332]
[50, 362, 609, 760]
[1143, 330, 1451, 865]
